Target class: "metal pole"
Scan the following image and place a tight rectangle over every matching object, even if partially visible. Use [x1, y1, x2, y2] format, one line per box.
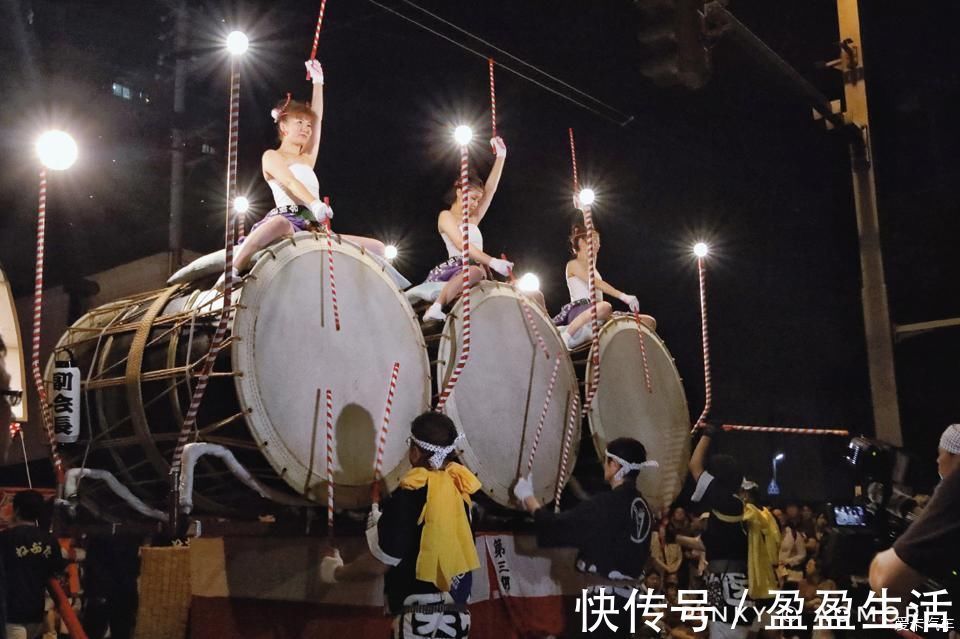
[836, 0, 902, 446]
[168, 0, 189, 274]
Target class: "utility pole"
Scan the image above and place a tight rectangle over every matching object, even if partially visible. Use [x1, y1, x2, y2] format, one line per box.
[835, 0, 902, 446]
[168, 0, 188, 274]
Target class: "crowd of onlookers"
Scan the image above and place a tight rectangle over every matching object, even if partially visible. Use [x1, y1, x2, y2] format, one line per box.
[642, 499, 840, 639]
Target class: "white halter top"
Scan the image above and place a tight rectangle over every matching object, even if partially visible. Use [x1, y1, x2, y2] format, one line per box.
[566, 267, 603, 303]
[441, 223, 484, 258]
[267, 163, 319, 207]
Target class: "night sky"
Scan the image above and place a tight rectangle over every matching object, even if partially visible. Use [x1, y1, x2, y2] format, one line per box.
[1, 1, 958, 494]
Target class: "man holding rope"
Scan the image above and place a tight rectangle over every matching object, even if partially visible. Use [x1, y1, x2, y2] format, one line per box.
[513, 437, 658, 638]
[320, 412, 480, 639]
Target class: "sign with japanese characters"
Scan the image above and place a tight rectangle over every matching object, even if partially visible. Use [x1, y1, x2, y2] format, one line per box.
[51, 360, 80, 443]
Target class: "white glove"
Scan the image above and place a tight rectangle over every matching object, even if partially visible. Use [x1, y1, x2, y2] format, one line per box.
[366, 502, 382, 530]
[619, 293, 640, 313]
[320, 550, 343, 584]
[488, 257, 513, 277]
[512, 473, 534, 502]
[490, 136, 507, 158]
[572, 194, 583, 211]
[307, 199, 333, 223]
[304, 59, 325, 85]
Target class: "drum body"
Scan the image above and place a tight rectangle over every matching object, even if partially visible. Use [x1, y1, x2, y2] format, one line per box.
[47, 233, 429, 517]
[585, 314, 691, 509]
[437, 282, 580, 508]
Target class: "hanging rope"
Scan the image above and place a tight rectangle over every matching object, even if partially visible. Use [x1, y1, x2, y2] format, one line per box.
[435, 143, 473, 410]
[569, 129, 602, 413]
[322, 213, 341, 331]
[307, 0, 329, 78]
[722, 424, 849, 436]
[488, 57, 498, 141]
[554, 392, 579, 512]
[30, 168, 65, 485]
[502, 254, 549, 359]
[171, 56, 240, 478]
[325, 388, 335, 540]
[371, 362, 400, 502]
[633, 311, 653, 394]
[524, 356, 561, 475]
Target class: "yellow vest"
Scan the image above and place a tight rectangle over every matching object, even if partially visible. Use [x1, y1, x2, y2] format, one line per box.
[399, 463, 482, 591]
[711, 504, 781, 599]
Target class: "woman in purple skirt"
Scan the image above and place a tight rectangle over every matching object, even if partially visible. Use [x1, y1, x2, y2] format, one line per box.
[554, 220, 655, 349]
[228, 59, 383, 283]
[420, 136, 515, 323]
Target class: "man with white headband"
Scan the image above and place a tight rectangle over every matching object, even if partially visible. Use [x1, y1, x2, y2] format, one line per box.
[514, 437, 657, 637]
[869, 423, 960, 599]
[319, 412, 481, 639]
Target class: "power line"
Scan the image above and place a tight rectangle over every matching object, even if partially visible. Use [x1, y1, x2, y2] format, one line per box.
[399, 0, 633, 122]
[364, 0, 634, 126]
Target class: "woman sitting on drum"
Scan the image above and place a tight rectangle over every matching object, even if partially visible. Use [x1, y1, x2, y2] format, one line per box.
[228, 59, 384, 283]
[553, 219, 655, 349]
[420, 137, 515, 323]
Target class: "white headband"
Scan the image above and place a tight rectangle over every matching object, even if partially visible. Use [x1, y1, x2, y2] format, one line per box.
[411, 434, 463, 469]
[606, 451, 658, 482]
[940, 424, 960, 455]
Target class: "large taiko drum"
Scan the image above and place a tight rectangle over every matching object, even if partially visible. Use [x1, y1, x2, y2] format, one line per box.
[47, 233, 429, 518]
[436, 282, 580, 509]
[585, 313, 691, 509]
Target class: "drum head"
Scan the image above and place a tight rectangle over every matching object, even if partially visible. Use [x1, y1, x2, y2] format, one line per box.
[233, 233, 429, 508]
[586, 314, 691, 508]
[438, 282, 580, 508]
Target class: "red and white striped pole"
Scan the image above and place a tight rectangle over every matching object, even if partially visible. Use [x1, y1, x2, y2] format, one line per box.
[325, 388, 335, 540]
[171, 38, 244, 489]
[569, 129, 602, 413]
[307, 0, 328, 78]
[322, 204, 341, 331]
[722, 424, 850, 437]
[29, 167, 64, 485]
[436, 128, 474, 410]
[554, 392, 579, 512]
[525, 355, 562, 474]
[371, 362, 400, 502]
[693, 245, 711, 430]
[32, 129, 79, 486]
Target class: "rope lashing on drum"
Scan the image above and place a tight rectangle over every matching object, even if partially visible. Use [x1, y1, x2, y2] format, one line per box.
[30, 167, 65, 485]
[693, 255, 711, 430]
[721, 424, 850, 436]
[171, 57, 240, 478]
[569, 128, 602, 414]
[503, 253, 550, 359]
[325, 388, 336, 539]
[307, 0, 328, 79]
[554, 392, 580, 512]
[633, 311, 653, 394]
[488, 58, 498, 144]
[435, 141, 474, 411]
[524, 355, 562, 475]
[322, 208, 341, 331]
[372, 362, 401, 503]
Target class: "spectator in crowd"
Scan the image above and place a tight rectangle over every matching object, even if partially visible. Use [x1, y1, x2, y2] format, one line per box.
[778, 504, 807, 585]
[869, 423, 960, 598]
[771, 508, 786, 531]
[650, 523, 683, 582]
[0, 491, 65, 639]
[643, 571, 662, 596]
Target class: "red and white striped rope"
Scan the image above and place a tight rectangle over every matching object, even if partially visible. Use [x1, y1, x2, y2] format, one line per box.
[722, 424, 850, 437]
[236, 214, 245, 243]
[323, 213, 341, 331]
[633, 311, 653, 394]
[325, 388, 335, 537]
[503, 254, 549, 359]
[307, 0, 328, 78]
[171, 59, 240, 476]
[525, 355, 561, 475]
[488, 58, 497, 141]
[694, 256, 711, 429]
[30, 168, 64, 484]
[568, 127, 580, 193]
[582, 205, 601, 413]
[435, 144, 473, 410]
[554, 392, 579, 512]
[372, 362, 400, 502]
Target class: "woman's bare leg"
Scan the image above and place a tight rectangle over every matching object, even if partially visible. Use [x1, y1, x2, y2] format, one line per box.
[235, 216, 295, 272]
